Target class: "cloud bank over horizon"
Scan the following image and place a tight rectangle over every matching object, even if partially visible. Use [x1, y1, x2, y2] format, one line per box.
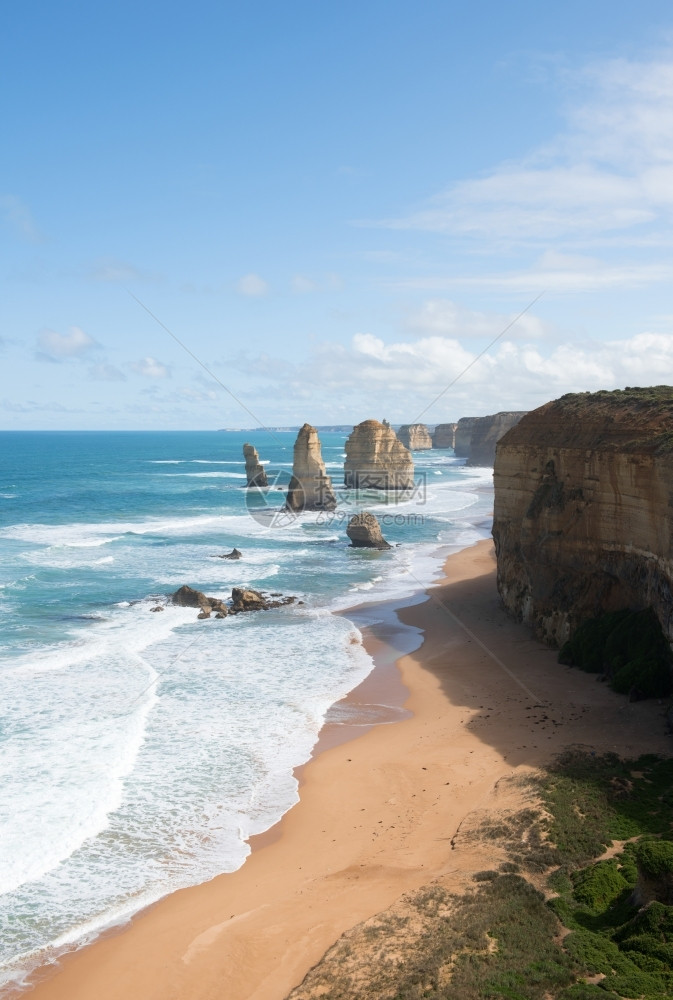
[3, 6, 673, 430]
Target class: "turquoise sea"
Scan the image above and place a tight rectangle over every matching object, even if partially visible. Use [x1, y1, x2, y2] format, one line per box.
[0, 430, 493, 992]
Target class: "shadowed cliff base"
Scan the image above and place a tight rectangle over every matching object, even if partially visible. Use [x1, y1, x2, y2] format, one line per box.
[21, 542, 672, 1000]
[493, 386, 673, 655]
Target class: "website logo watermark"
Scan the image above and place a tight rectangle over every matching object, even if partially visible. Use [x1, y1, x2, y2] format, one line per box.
[244, 470, 428, 529]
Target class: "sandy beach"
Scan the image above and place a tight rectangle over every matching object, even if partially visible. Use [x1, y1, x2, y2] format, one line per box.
[23, 539, 672, 1000]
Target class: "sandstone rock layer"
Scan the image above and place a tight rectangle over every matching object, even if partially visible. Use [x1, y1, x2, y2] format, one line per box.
[492, 387, 673, 646]
[344, 420, 414, 491]
[397, 423, 433, 450]
[466, 412, 527, 466]
[432, 423, 457, 449]
[346, 512, 392, 549]
[453, 413, 527, 465]
[243, 443, 268, 488]
[453, 417, 480, 458]
[286, 424, 337, 511]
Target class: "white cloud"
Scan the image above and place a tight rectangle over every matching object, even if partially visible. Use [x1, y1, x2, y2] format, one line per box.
[37, 326, 98, 361]
[236, 273, 269, 297]
[232, 326, 673, 423]
[291, 274, 316, 294]
[130, 356, 171, 378]
[88, 363, 127, 381]
[376, 53, 673, 250]
[290, 272, 343, 293]
[405, 299, 550, 340]
[0, 195, 42, 242]
[90, 258, 156, 283]
[392, 259, 673, 295]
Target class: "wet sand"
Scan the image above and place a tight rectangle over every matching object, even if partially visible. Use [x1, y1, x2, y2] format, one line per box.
[23, 540, 672, 1000]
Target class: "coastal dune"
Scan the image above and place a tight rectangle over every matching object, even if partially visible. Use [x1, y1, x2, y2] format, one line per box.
[26, 540, 671, 1000]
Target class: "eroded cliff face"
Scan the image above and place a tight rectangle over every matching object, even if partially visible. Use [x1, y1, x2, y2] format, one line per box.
[467, 412, 527, 467]
[492, 387, 673, 646]
[432, 423, 457, 449]
[286, 424, 337, 511]
[453, 417, 479, 458]
[344, 420, 414, 490]
[397, 423, 433, 450]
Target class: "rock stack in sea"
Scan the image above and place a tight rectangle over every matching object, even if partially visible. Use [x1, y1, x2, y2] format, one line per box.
[432, 423, 458, 449]
[492, 386, 673, 647]
[286, 423, 337, 512]
[346, 511, 392, 549]
[344, 419, 414, 491]
[396, 423, 433, 450]
[243, 443, 269, 488]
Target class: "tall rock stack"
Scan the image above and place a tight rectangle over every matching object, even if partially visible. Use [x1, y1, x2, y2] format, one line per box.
[397, 423, 433, 450]
[492, 387, 673, 646]
[466, 412, 527, 466]
[243, 443, 268, 487]
[286, 424, 337, 512]
[344, 419, 414, 490]
[432, 423, 457, 449]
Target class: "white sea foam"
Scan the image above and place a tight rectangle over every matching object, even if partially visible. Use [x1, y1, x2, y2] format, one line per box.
[0, 439, 495, 990]
[160, 471, 248, 479]
[0, 604, 375, 989]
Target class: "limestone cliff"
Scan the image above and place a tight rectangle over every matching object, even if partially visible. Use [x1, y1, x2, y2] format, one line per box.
[397, 423, 433, 450]
[432, 423, 457, 449]
[344, 420, 414, 491]
[243, 443, 268, 488]
[466, 412, 527, 467]
[492, 386, 673, 646]
[286, 424, 337, 512]
[453, 417, 480, 457]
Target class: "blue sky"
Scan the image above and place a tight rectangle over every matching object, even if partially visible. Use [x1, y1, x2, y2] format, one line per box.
[3, 0, 673, 429]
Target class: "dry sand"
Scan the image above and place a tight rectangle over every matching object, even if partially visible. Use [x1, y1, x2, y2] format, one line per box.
[24, 540, 672, 1000]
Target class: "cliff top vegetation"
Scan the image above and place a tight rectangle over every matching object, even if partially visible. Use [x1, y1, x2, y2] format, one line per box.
[503, 385, 673, 453]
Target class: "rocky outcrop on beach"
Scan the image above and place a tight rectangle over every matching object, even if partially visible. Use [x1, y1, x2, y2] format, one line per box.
[346, 512, 392, 549]
[344, 420, 414, 490]
[466, 412, 527, 466]
[432, 423, 458, 449]
[286, 424, 337, 512]
[243, 443, 269, 488]
[396, 424, 433, 450]
[171, 584, 296, 619]
[492, 386, 673, 647]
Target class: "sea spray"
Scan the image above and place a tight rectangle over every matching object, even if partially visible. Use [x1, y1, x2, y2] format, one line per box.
[0, 429, 493, 990]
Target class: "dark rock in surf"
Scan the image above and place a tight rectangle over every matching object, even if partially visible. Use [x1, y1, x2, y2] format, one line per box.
[346, 512, 392, 549]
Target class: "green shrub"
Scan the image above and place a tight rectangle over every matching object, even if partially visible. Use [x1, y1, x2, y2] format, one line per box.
[635, 839, 673, 880]
[558, 985, 620, 1000]
[558, 607, 672, 697]
[562, 928, 620, 974]
[572, 859, 630, 912]
[473, 869, 499, 882]
[558, 610, 630, 672]
[614, 899, 673, 942]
